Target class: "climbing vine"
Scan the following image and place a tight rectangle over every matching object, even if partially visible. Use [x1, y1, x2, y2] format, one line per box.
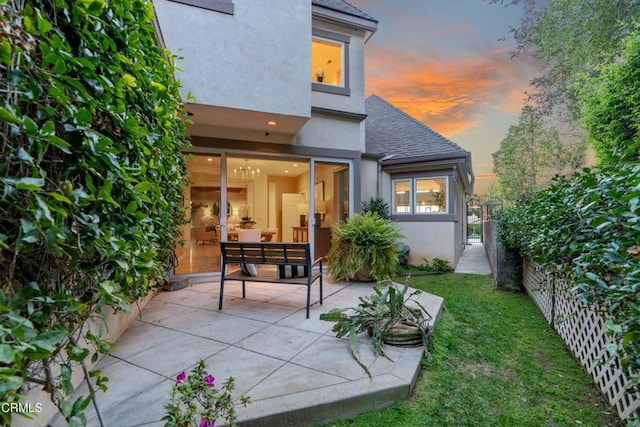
[1, 0, 188, 424]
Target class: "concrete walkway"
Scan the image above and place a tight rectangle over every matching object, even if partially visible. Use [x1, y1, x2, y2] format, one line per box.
[454, 243, 492, 275]
[50, 274, 443, 426]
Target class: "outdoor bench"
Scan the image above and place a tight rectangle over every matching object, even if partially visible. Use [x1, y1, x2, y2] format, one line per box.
[219, 242, 323, 318]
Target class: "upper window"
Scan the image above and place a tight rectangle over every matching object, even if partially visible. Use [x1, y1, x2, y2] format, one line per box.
[312, 29, 350, 96]
[312, 37, 343, 86]
[393, 177, 448, 215]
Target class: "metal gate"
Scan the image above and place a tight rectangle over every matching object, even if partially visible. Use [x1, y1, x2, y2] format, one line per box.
[466, 197, 502, 244]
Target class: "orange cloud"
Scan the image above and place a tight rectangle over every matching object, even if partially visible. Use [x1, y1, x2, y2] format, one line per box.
[365, 45, 533, 137]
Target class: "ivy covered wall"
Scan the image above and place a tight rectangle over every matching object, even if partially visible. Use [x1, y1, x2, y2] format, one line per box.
[1, 0, 189, 423]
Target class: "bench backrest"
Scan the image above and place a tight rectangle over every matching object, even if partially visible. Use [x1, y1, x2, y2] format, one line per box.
[220, 242, 311, 266]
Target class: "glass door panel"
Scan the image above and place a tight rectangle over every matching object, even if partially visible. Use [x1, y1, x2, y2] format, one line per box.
[312, 160, 351, 260]
[226, 157, 309, 244]
[174, 154, 222, 275]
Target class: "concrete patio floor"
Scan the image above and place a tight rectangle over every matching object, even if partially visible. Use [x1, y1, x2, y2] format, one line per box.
[51, 273, 444, 427]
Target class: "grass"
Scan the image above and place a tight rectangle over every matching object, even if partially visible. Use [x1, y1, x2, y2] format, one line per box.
[320, 273, 620, 427]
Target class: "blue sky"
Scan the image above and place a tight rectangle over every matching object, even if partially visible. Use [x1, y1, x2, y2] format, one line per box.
[351, 0, 539, 195]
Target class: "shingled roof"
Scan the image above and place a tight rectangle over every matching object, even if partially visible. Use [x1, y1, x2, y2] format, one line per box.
[312, 0, 378, 23]
[365, 94, 469, 162]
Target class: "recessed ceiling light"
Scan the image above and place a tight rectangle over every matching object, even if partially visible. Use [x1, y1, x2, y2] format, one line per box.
[207, 158, 213, 162]
[293, 163, 298, 167]
[284, 170, 289, 174]
[267, 120, 277, 126]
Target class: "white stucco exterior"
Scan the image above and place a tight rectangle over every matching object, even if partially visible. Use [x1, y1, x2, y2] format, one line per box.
[297, 114, 362, 151]
[154, 0, 311, 118]
[399, 222, 458, 266]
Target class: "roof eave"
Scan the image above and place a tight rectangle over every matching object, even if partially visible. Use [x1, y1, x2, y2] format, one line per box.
[312, 5, 378, 41]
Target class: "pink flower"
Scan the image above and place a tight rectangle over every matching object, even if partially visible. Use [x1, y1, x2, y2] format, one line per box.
[199, 419, 215, 427]
[176, 371, 186, 384]
[203, 374, 215, 388]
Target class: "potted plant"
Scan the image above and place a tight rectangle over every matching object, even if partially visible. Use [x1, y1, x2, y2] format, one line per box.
[239, 216, 256, 229]
[315, 68, 326, 82]
[319, 278, 432, 378]
[327, 211, 403, 282]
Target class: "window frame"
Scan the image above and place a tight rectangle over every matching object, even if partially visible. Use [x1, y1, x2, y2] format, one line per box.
[311, 29, 350, 96]
[391, 173, 456, 222]
[392, 179, 413, 215]
[414, 176, 449, 215]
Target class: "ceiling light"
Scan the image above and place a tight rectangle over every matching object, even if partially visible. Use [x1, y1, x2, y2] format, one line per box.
[267, 120, 277, 126]
[293, 163, 298, 167]
[207, 158, 213, 162]
[284, 170, 289, 174]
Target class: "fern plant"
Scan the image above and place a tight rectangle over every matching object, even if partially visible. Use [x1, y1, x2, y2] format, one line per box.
[327, 212, 403, 282]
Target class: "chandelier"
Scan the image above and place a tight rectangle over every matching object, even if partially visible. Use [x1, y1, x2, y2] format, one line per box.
[233, 160, 260, 186]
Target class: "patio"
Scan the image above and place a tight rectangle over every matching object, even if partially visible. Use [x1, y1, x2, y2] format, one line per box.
[51, 274, 444, 426]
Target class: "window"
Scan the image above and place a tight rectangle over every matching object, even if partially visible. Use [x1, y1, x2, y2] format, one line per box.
[312, 38, 343, 86]
[415, 178, 447, 213]
[393, 180, 411, 213]
[393, 177, 448, 215]
[312, 29, 350, 96]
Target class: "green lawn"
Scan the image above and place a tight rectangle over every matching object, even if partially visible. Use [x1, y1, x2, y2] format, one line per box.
[320, 273, 620, 427]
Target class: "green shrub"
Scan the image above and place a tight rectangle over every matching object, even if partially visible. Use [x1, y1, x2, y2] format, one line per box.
[415, 258, 453, 273]
[1, 0, 188, 423]
[327, 212, 403, 282]
[362, 196, 392, 220]
[497, 162, 640, 390]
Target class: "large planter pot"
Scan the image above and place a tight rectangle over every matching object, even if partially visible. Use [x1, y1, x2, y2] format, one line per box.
[369, 319, 424, 347]
[354, 265, 376, 282]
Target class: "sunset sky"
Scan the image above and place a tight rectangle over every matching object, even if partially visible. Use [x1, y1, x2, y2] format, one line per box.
[351, 0, 540, 196]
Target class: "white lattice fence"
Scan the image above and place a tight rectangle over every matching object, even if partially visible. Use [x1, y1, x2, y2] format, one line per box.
[523, 260, 639, 421]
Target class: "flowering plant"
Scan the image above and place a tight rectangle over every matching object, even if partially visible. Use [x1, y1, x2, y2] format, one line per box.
[163, 360, 250, 427]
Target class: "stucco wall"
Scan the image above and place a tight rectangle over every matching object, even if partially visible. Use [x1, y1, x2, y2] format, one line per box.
[398, 221, 457, 266]
[155, 0, 310, 118]
[360, 158, 379, 205]
[297, 114, 362, 151]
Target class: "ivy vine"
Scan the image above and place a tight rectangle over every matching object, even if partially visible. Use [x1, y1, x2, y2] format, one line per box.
[497, 161, 640, 391]
[1, 0, 188, 425]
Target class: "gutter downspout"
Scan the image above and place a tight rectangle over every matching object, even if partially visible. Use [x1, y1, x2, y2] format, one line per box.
[377, 154, 396, 197]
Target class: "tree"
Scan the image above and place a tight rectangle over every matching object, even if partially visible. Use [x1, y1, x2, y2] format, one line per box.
[580, 29, 640, 164]
[492, 105, 587, 204]
[1, 1, 188, 424]
[491, 0, 640, 115]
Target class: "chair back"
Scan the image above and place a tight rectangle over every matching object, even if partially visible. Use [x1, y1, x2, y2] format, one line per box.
[238, 228, 261, 242]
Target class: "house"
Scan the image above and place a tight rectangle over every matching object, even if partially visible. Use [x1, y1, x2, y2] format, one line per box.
[362, 95, 474, 267]
[152, 0, 379, 275]
[152, 0, 472, 276]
